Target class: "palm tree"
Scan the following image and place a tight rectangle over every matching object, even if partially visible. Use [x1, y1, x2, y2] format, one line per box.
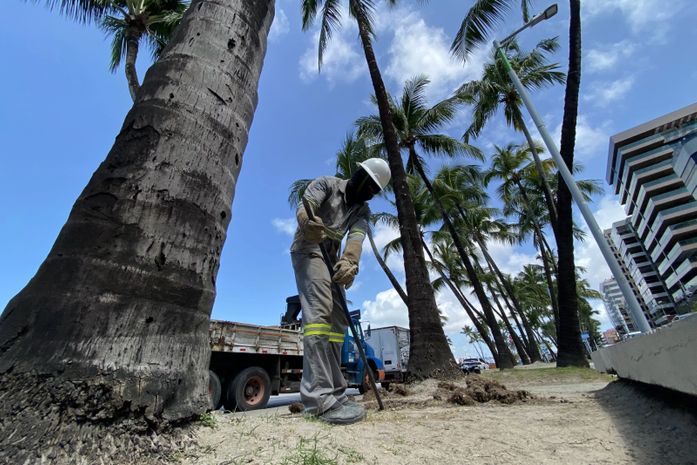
[43, 0, 188, 101]
[1, 0, 274, 461]
[456, 38, 565, 227]
[101, 0, 188, 101]
[302, 0, 458, 379]
[356, 77, 516, 369]
[462, 324, 486, 359]
[450, 0, 588, 368]
[555, 0, 586, 367]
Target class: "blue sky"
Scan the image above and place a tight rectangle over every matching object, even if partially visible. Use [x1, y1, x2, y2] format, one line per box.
[1, 0, 696, 359]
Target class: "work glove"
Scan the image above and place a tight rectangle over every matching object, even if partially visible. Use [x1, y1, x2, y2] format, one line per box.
[297, 207, 326, 244]
[333, 240, 362, 289]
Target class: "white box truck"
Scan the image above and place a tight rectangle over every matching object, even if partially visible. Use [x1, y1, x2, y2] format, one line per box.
[364, 326, 409, 388]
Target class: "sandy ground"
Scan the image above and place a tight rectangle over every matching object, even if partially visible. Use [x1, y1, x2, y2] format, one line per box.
[178, 368, 697, 465]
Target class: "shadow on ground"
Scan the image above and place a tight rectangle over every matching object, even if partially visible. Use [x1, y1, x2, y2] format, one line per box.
[594, 380, 697, 465]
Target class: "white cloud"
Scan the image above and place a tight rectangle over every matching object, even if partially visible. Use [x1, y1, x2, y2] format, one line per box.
[363, 222, 404, 275]
[574, 195, 628, 292]
[298, 9, 364, 85]
[272, 217, 296, 236]
[384, 8, 487, 101]
[583, 0, 685, 34]
[361, 284, 471, 355]
[585, 41, 636, 73]
[486, 241, 539, 276]
[554, 115, 612, 161]
[269, 8, 290, 42]
[584, 77, 635, 108]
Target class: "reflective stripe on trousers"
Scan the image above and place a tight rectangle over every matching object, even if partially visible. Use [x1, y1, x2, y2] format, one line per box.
[291, 251, 349, 415]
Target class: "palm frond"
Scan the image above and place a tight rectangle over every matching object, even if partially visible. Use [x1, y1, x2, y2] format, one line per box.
[39, 0, 113, 23]
[288, 178, 313, 209]
[317, 0, 342, 71]
[451, 0, 511, 62]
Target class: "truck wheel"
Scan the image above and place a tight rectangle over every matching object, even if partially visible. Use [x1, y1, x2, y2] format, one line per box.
[209, 370, 222, 410]
[227, 367, 271, 411]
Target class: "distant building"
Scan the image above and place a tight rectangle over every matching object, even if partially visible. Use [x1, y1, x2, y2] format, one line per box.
[602, 328, 620, 345]
[604, 219, 674, 326]
[599, 278, 634, 335]
[607, 102, 697, 303]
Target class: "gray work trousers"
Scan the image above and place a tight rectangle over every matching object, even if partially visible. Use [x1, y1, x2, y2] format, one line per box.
[291, 250, 348, 415]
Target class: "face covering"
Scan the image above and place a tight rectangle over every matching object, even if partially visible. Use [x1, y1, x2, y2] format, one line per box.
[347, 168, 381, 205]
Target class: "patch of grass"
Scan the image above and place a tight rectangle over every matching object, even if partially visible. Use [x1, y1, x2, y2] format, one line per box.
[281, 435, 338, 465]
[482, 366, 613, 386]
[337, 446, 364, 463]
[198, 412, 217, 429]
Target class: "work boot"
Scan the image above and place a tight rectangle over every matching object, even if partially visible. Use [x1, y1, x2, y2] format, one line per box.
[340, 398, 365, 413]
[318, 403, 366, 425]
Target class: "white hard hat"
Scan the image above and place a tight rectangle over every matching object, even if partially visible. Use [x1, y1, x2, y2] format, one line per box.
[357, 158, 391, 191]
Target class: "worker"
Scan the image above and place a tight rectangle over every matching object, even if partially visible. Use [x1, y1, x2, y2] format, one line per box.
[291, 158, 391, 425]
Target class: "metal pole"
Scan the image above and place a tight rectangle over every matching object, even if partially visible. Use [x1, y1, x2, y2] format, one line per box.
[493, 41, 652, 333]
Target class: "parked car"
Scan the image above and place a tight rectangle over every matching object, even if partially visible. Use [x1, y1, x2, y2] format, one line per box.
[672, 312, 697, 323]
[459, 358, 488, 374]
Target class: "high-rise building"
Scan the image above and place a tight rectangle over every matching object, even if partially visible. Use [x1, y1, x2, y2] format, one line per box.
[607, 102, 697, 303]
[599, 278, 634, 335]
[605, 219, 674, 325]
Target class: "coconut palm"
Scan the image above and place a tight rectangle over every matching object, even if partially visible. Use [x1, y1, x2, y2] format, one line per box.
[435, 164, 542, 361]
[100, 0, 188, 102]
[451, 0, 588, 367]
[1, 0, 274, 460]
[302, 0, 458, 378]
[356, 77, 515, 369]
[456, 38, 564, 227]
[40, 0, 188, 101]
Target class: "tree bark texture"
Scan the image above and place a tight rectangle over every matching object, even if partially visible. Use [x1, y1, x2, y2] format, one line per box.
[554, 0, 588, 367]
[352, 2, 458, 379]
[0, 1, 274, 461]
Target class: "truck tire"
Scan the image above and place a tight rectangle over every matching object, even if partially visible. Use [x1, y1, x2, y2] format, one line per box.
[209, 370, 222, 410]
[227, 367, 271, 411]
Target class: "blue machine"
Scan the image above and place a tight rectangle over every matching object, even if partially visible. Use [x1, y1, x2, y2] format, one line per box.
[342, 310, 385, 392]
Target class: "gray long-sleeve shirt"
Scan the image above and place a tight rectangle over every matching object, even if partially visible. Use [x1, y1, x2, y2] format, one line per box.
[290, 176, 370, 255]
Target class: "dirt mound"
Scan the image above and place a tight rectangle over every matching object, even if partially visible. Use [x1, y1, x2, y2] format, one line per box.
[359, 376, 531, 411]
[437, 377, 531, 405]
[288, 402, 304, 414]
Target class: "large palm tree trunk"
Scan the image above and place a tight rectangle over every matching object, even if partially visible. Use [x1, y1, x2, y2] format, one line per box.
[554, 0, 588, 367]
[352, 2, 457, 378]
[0, 1, 274, 461]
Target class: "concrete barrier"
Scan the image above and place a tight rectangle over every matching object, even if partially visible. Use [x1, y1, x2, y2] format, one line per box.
[591, 316, 697, 396]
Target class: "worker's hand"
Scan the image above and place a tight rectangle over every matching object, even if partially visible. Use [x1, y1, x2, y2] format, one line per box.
[332, 258, 358, 288]
[297, 207, 326, 244]
[302, 218, 326, 244]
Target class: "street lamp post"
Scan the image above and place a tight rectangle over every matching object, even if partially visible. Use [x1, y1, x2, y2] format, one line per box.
[494, 4, 652, 333]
